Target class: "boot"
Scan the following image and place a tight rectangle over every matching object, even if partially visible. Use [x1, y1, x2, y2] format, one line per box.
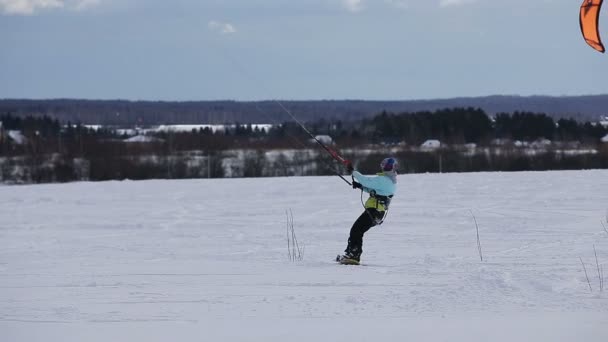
[338, 244, 361, 263]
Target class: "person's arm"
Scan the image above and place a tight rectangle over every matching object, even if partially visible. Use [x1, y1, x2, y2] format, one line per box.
[352, 171, 384, 194]
[352, 171, 396, 197]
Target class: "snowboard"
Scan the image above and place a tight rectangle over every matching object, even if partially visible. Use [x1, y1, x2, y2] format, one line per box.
[336, 254, 360, 265]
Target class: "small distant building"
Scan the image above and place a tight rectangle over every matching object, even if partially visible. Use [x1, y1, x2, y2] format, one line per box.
[420, 139, 441, 150]
[313, 135, 333, 145]
[8, 130, 27, 145]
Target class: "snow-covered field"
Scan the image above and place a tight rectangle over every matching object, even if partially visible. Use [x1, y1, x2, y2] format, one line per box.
[1, 170, 608, 341]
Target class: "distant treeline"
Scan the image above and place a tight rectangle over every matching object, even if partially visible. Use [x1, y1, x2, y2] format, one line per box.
[365, 109, 608, 145]
[2, 108, 607, 148]
[1, 95, 608, 125]
[1, 108, 607, 183]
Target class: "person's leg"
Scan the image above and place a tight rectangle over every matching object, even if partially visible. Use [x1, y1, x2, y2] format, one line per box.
[345, 209, 381, 260]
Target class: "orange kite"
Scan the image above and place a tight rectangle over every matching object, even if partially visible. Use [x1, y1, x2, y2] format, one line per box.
[580, 0, 605, 53]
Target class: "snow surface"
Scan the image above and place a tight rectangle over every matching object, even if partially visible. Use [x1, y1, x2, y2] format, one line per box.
[108, 124, 274, 136]
[123, 135, 164, 143]
[1, 170, 608, 342]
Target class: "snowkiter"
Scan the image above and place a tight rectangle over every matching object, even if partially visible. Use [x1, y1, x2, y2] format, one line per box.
[338, 157, 398, 264]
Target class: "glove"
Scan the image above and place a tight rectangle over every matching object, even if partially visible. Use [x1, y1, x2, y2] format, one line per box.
[352, 181, 362, 189]
[343, 160, 354, 175]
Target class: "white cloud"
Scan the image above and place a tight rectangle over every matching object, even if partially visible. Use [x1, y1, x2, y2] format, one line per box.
[208, 20, 237, 35]
[0, 0, 63, 14]
[341, 0, 364, 13]
[0, 0, 101, 15]
[439, 0, 478, 7]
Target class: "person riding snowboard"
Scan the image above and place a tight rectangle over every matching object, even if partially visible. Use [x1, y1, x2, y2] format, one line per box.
[337, 157, 398, 264]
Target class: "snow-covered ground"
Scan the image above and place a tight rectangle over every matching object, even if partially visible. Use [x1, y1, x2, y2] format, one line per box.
[1, 170, 608, 342]
[106, 123, 274, 136]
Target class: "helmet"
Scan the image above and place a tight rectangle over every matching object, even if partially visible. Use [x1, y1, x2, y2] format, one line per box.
[380, 157, 398, 172]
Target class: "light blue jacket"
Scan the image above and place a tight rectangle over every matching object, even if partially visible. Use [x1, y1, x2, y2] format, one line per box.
[352, 171, 397, 211]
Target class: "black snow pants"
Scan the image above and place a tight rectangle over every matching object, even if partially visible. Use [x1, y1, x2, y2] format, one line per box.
[346, 209, 385, 257]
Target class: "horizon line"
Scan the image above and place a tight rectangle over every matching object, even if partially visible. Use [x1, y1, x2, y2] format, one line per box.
[2, 93, 608, 103]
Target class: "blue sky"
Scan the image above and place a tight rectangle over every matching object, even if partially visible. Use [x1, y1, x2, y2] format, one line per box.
[0, 0, 605, 101]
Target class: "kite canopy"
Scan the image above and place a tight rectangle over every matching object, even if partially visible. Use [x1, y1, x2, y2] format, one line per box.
[580, 0, 605, 53]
